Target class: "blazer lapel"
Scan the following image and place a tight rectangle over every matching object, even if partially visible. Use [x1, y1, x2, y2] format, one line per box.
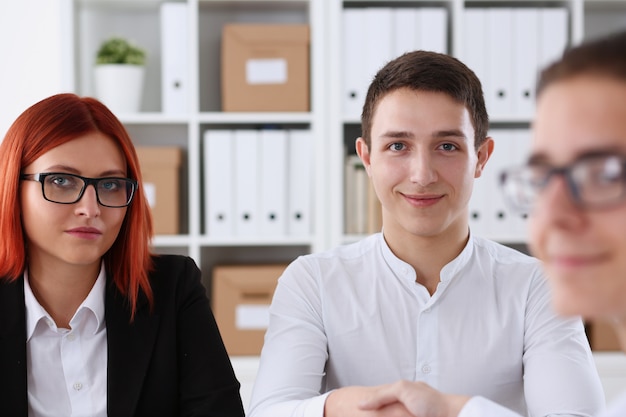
[105, 280, 160, 416]
[0, 277, 28, 414]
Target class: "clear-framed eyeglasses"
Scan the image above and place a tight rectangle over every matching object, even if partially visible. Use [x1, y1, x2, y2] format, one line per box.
[500, 153, 626, 214]
[20, 172, 138, 208]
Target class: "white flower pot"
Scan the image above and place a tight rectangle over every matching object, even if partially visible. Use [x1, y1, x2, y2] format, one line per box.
[93, 64, 145, 114]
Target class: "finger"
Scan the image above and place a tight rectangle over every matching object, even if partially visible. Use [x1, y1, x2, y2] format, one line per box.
[358, 387, 400, 410]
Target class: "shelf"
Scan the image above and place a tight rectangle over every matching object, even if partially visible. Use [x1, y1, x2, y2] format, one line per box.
[116, 113, 190, 124]
[197, 112, 313, 124]
[61, 0, 626, 270]
[199, 0, 308, 7]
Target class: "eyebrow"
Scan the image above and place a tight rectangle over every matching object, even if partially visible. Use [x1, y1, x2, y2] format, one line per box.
[42, 165, 127, 177]
[380, 129, 467, 140]
[529, 147, 626, 165]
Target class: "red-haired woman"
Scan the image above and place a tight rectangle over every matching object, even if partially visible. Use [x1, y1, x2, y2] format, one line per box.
[0, 93, 245, 417]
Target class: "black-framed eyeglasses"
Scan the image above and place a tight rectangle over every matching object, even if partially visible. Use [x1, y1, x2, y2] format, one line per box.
[20, 172, 137, 208]
[500, 154, 626, 214]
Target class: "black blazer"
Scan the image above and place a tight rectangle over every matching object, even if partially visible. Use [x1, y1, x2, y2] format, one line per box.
[0, 255, 245, 417]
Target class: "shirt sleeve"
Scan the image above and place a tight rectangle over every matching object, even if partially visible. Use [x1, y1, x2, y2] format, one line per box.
[521, 267, 605, 417]
[248, 258, 330, 417]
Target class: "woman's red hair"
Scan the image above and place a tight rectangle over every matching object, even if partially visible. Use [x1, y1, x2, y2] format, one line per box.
[0, 93, 154, 317]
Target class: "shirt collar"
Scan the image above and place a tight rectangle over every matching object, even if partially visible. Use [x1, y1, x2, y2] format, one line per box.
[439, 229, 475, 282]
[378, 229, 476, 284]
[24, 263, 107, 341]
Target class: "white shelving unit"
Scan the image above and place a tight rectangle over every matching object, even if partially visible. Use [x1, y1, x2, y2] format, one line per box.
[49, 0, 626, 411]
[60, 0, 626, 342]
[61, 0, 328, 285]
[326, 0, 626, 248]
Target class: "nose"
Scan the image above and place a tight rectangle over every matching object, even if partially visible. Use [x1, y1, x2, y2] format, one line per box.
[74, 184, 101, 218]
[408, 151, 437, 186]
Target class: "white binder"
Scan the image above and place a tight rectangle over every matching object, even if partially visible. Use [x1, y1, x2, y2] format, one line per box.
[259, 130, 288, 236]
[539, 8, 568, 69]
[512, 8, 539, 119]
[468, 152, 490, 238]
[419, 8, 448, 54]
[342, 8, 368, 119]
[509, 130, 532, 241]
[462, 9, 488, 109]
[160, 3, 188, 114]
[204, 129, 234, 237]
[365, 8, 394, 84]
[287, 130, 312, 236]
[486, 8, 514, 119]
[486, 129, 515, 238]
[234, 130, 259, 237]
[393, 8, 420, 57]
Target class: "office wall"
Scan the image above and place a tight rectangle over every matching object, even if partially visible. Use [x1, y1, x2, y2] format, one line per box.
[0, 0, 64, 138]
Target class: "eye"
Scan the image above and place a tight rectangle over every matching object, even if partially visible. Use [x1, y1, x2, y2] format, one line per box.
[526, 166, 552, 189]
[438, 143, 458, 152]
[47, 174, 78, 188]
[388, 142, 406, 151]
[99, 179, 122, 191]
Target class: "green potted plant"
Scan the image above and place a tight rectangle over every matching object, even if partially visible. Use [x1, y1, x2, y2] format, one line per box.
[93, 37, 147, 113]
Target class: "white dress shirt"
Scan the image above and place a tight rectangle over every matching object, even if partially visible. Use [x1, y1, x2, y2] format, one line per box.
[24, 265, 107, 417]
[600, 392, 626, 417]
[249, 232, 605, 417]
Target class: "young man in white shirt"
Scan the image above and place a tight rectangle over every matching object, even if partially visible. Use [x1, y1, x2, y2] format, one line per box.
[248, 50, 605, 417]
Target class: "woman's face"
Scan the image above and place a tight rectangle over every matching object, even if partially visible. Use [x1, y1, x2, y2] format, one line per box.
[529, 74, 626, 320]
[20, 132, 128, 272]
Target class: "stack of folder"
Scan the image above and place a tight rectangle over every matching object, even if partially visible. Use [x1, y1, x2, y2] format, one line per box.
[203, 129, 312, 238]
[462, 7, 568, 120]
[342, 7, 448, 119]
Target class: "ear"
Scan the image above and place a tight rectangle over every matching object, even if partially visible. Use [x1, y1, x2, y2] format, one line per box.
[355, 137, 371, 176]
[474, 137, 494, 178]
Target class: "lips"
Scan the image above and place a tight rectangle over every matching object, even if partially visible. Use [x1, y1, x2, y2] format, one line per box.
[547, 253, 607, 269]
[403, 193, 444, 207]
[66, 227, 102, 239]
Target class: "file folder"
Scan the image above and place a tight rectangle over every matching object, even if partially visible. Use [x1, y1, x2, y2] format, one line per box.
[486, 130, 515, 238]
[364, 8, 394, 86]
[468, 154, 490, 238]
[486, 8, 514, 119]
[234, 130, 260, 236]
[342, 8, 368, 119]
[539, 8, 568, 69]
[287, 130, 312, 236]
[462, 9, 488, 111]
[204, 130, 234, 237]
[419, 8, 448, 54]
[160, 3, 188, 114]
[509, 130, 532, 241]
[259, 130, 288, 236]
[512, 8, 539, 119]
[393, 8, 420, 57]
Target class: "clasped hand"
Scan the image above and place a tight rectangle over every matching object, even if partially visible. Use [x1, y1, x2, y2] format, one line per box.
[324, 380, 470, 417]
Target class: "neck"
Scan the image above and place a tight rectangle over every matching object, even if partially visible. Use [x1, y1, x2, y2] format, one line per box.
[383, 218, 469, 295]
[27, 259, 100, 329]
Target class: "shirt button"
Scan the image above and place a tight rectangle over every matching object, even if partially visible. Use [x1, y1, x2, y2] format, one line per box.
[66, 333, 76, 341]
[73, 382, 83, 391]
[423, 308, 431, 314]
[421, 365, 432, 374]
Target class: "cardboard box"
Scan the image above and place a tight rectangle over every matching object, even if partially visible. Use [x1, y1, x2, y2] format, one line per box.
[221, 23, 310, 112]
[136, 146, 182, 235]
[588, 319, 621, 351]
[212, 264, 287, 356]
